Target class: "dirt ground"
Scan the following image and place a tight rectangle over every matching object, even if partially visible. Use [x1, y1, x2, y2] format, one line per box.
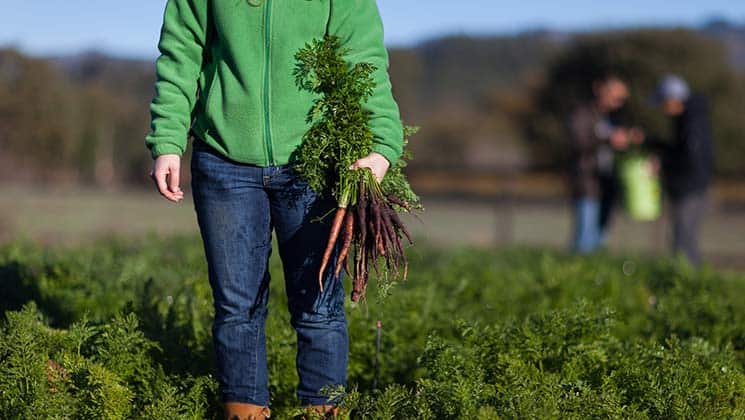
[1, 184, 743, 270]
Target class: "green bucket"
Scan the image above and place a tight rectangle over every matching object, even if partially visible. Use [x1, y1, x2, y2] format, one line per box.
[619, 154, 661, 221]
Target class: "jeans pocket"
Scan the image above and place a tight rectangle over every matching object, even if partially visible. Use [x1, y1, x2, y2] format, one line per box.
[190, 141, 227, 190]
[191, 137, 212, 153]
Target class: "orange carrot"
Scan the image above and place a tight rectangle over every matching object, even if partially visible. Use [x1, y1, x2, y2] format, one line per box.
[318, 207, 347, 291]
[335, 211, 355, 277]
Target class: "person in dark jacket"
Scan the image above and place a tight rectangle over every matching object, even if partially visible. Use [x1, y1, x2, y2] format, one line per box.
[653, 75, 715, 266]
[568, 74, 640, 253]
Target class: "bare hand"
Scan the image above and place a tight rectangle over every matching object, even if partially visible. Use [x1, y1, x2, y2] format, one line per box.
[350, 152, 390, 182]
[150, 154, 184, 203]
[646, 156, 661, 177]
[610, 128, 630, 151]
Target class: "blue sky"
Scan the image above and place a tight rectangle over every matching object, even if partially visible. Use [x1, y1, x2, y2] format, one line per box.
[1, 0, 744, 58]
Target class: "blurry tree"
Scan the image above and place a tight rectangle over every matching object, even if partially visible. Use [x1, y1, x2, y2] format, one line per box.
[0, 50, 81, 182]
[388, 33, 561, 171]
[2, 25, 745, 187]
[524, 28, 745, 175]
[0, 49, 154, 186]
[61, 53, 155, 187]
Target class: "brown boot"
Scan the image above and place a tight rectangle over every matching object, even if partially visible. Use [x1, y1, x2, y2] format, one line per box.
[304, 405, 341, 419]
[224, 402, 271, 420]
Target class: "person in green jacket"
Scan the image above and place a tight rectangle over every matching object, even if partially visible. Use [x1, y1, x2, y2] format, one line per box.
[146, 1, 403, 418]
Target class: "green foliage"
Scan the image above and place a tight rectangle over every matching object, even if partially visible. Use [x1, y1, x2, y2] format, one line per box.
[381, 126, 422, 210]
[76, 362, 133, 420]
[293, 36, 375, 200]
[0, 304, 50, 418]
[0, 303, 219, 419]
[293, 36, 420, 209]
[2, 239, 745, 418]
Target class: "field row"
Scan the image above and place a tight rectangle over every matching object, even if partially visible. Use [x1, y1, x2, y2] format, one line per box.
[1, 237, 745, 418]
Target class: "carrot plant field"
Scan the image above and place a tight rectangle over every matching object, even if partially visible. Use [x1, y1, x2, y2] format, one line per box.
[1, 236, 745, 419]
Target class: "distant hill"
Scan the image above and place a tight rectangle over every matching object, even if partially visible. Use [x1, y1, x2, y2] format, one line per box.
[41, 22, 745, 126]
[45, 21, 745, 109]
[388, 32, 564, 116]
[49, 51, 155, 101]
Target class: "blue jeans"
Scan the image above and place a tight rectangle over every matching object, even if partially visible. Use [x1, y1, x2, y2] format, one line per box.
[190, 140, 348, 406]
[573, 198, 604, 253]
[671, 192, 707, 267]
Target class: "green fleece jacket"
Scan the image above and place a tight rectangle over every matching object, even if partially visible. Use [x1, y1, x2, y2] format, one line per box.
[146, 0, 403, 167]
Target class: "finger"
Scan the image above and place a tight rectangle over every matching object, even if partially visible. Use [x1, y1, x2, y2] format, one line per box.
[168, 165, 181, 193]
[350, 160, 364, 170]
[371, 167, 382, 179]
[155, 171, 177, 202]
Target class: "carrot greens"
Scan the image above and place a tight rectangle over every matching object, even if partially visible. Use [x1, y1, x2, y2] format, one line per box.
[293, 36, 421, 301]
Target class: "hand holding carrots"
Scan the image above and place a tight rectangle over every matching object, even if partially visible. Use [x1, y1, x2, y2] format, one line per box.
[317, 169, 413, 301]
[350, 152, 390, 182]
[610, 128, 631, 151]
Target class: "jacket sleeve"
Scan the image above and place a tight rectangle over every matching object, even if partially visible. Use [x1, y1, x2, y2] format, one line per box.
[145, 0, 209, 159]
[328, 0, 404, 166]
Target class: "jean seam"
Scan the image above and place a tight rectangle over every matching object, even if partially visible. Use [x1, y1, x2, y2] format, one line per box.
[251, 314, 260, 402]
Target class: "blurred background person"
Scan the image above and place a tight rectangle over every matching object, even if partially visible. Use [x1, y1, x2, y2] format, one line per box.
[567, 74, 637, 253]
[652, 75, 715, 266]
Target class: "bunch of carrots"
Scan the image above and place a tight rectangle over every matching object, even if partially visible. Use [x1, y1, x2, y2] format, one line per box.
[294, 36, 420, 301]
[319, 169, 413, 302]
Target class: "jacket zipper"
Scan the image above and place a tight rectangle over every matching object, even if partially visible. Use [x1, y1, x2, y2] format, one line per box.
[263, 0, 275, 166]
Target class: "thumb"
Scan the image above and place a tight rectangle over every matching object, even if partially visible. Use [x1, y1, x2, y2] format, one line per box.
[349, 158, 366, 170]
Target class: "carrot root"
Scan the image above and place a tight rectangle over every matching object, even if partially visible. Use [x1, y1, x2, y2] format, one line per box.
[335, 211, 355, 277]
[318, 207, 347, 292]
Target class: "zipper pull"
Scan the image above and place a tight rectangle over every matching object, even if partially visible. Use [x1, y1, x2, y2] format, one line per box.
[247, 0, 262, 6]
